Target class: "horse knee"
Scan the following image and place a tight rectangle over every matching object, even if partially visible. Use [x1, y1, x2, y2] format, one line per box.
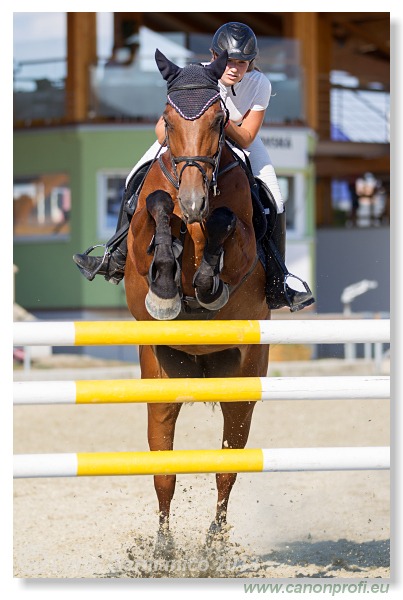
[146, 190, 174, 221]
[205, 207, 236, 249]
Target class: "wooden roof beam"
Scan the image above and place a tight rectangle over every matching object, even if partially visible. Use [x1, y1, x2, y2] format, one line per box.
[331, 16, 390, 58]
[66, 13, 97, 123]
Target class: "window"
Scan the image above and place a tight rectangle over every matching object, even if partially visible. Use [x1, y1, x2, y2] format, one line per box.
[13, 173, 71, 241]
[97, 171, 127, 239]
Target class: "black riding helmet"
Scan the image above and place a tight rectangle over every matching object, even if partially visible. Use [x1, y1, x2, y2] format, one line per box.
[211, 22, 258, 62]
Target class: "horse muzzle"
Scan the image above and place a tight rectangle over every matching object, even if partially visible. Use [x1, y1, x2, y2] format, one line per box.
[178, 193, 209, 224]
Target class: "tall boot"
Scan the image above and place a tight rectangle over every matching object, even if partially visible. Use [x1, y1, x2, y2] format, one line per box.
[73, 208, 130, 284]
[72, 162, 151, 284]
[265, 210, 315, 312]
[73, 237, 128, 284]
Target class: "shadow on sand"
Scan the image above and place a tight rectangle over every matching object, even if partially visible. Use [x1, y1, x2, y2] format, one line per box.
[101, 534, 389, 578]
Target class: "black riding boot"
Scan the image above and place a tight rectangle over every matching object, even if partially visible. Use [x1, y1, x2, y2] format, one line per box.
[73, 192, 130, 284]
[72, 162, 151, 284]
[73, 239, 127, 284]
[266, 211, 315, 312]
[73, 200, 129, 285]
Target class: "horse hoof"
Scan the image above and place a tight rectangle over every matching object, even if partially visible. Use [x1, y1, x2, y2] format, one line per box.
[205, 519, 225, 547]
[195, 282, 229, 311]
[145, 289, 182, 320]
[154, 529, 175, 560]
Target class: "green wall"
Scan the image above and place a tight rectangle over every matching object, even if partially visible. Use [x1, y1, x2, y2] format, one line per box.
[13, 125, 156, 311]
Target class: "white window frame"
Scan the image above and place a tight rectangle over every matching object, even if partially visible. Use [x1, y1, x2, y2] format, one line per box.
[278, 172, 306, 239]
[97, 170, 128, 240]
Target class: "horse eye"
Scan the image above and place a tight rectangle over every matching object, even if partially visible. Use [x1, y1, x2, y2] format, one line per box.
[163, 116, 173, 130]
[212, 114, 224, 129]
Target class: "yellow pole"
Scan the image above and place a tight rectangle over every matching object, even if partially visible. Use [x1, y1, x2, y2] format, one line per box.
[77, 448, 264, 476]
[74, 320, 261, 346]
[75, 377, 263, 404]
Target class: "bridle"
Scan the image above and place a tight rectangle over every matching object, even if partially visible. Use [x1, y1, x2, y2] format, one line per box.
[159, 83, 229, 197]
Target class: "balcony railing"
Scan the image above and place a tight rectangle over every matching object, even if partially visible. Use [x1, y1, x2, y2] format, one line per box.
[14, 40, 389, 143]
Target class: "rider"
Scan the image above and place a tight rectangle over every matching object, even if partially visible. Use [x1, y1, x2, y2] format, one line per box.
[73, 22, 314, 311]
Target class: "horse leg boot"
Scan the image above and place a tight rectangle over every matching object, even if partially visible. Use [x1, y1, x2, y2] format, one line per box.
[145, 190, 182, 321]
[206, 400, 256, 545]
[193, 207, 236, 310]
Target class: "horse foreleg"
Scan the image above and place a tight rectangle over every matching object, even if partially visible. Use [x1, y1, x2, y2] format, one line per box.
[148, 401, 182, 527]
[207, 401, 256, 542]
[148, 401, 182, 558]
[145, 190, 182, 320]
[193, 207, 236, 310]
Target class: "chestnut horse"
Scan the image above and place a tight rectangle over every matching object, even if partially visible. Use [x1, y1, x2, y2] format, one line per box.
[125, 50, 270, 554]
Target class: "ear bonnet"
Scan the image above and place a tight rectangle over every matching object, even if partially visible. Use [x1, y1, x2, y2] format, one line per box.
[155, 49, 228, 120]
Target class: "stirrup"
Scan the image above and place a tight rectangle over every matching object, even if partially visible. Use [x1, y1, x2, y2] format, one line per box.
[80, 244, 110, 278]
[283, 273, 315, 312]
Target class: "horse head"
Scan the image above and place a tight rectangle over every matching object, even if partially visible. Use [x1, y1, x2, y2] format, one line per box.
[155, 49, 228, 223]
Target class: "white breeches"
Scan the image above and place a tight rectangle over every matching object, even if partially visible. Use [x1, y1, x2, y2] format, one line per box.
[126, 136, 284, 213]
[236, 136, 284, 213]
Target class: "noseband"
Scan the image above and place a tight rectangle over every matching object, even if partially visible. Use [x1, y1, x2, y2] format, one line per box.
[161, 83, 229, 196]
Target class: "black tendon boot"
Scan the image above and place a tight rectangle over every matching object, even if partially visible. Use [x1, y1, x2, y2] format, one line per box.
[265, 211, 315, 312]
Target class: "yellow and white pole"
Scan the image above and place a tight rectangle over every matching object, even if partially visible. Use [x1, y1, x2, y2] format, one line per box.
[13, 447, 390, 478]
[13, 319, 390, 346]
[13, 376, 390, 405]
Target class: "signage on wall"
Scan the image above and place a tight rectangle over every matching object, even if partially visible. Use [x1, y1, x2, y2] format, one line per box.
[259, 128, 311, 170]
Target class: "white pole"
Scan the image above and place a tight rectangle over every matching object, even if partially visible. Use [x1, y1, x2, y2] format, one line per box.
[14, 322, 75, 346]
[262, 446, 390, 472]
[13, 453, 78, 478]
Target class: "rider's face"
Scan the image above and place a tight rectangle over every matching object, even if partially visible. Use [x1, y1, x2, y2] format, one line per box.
[219, 58, 250, 86]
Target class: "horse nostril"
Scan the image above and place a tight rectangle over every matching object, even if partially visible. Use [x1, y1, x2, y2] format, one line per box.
[200, 197, 207, 214]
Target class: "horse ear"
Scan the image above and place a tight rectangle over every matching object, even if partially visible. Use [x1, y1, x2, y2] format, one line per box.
[206, 50, 228, 82]
[155, 49, 182, 83]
